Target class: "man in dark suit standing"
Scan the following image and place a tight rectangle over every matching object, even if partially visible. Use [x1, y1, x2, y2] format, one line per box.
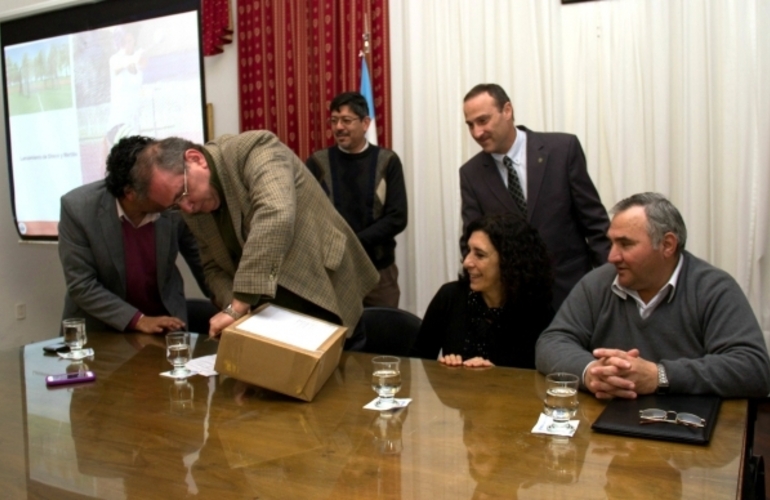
[460, 83, 610, 309]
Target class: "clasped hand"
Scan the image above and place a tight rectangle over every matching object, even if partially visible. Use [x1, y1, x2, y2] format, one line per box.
[585, 348, 658, 399]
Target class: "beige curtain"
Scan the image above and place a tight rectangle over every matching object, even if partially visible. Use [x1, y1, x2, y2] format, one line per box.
[390, 0, 770, 348]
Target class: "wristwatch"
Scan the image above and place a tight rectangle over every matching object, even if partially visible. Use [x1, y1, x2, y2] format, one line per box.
[222, 304, 244, 320]
[656, 363, 670, 394]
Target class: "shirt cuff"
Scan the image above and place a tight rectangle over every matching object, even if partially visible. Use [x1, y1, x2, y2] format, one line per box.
[126, 311, 144, 331]
[581, 362, 592, 388]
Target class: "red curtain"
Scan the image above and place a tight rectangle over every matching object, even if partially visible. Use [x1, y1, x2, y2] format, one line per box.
[202, 0, 233, 56]
[237, 0, 391, 160]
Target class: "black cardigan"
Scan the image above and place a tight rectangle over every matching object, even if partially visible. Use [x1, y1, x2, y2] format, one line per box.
[411, 281, 554, 369]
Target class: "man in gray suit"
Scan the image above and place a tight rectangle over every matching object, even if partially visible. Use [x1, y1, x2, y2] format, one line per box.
[460, 83, 611, 309]
[59, 136, 209, 334]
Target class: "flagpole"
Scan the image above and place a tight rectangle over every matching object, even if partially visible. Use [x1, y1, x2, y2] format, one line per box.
[360, 13, 377, 145]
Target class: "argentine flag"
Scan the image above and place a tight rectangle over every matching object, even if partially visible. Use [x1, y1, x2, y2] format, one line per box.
[360, 57, 378, 145]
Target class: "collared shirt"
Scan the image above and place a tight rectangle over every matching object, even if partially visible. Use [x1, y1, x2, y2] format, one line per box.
[492, 128, 527, 199]
[339, 140, 370, 154]
[611, 255, 684, 319]
[116, 199, 160, 228]
[581, 255, 682, 384]
[203, 149, 258, 307]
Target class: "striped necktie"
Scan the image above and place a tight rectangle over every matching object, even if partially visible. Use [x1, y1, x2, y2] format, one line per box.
[503, 155, 527, 215]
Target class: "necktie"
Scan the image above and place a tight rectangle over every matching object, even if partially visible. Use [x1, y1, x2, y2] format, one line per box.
[503, 156, 527, 215]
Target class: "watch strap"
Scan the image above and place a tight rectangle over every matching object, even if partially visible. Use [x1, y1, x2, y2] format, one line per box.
[656, 363, 670, 394]
[222, 304, 244, 320]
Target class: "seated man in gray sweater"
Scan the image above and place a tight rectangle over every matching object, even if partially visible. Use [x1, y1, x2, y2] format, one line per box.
[535, 192, 770, 398]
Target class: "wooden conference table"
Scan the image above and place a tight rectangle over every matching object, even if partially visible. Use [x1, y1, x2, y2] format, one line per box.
[0, 332, 750, 499]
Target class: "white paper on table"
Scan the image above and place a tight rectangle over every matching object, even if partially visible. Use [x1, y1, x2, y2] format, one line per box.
[235, 305, 339, 351]
[186, 354, 218, 376]
[363, 398, 412, 411]
[531, 413, 580, 437]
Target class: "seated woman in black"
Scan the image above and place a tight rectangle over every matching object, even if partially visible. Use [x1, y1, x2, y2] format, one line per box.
[412, 214, 554, 368]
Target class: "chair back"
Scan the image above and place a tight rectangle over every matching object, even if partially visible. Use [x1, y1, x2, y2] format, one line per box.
[186, 298, 219, 335]
[360, 307, 421, 356]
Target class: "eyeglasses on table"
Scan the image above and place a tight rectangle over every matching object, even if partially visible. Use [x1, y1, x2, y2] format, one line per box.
[639, 408, 705, 428]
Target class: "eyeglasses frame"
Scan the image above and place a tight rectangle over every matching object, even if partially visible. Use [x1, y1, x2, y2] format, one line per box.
[327, 116, 362, 127]
[168, 166, 188, 211]
[639, 408, 705, 428]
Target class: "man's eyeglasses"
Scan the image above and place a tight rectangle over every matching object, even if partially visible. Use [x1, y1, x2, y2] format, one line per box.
[327, 116, 361, 126]
[168, 167, 188, 211]
[639, 408, 705, 428]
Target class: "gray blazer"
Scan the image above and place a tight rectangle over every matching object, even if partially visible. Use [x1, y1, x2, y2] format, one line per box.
[460, 126, 611, 309]
[58, 181, 208, 331]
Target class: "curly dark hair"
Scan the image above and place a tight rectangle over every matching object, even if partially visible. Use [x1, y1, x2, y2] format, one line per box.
[460, 214, 553, 306]
[104, 135, 156, 198]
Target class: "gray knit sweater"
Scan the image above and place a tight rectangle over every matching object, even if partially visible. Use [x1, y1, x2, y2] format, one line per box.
[535, 251, 770, 397]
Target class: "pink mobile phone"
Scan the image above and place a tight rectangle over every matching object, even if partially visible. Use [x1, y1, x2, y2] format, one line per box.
[45, 371, 96, 387]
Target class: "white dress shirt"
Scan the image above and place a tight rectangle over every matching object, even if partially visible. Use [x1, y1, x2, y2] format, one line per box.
[492, 128, 527, 199]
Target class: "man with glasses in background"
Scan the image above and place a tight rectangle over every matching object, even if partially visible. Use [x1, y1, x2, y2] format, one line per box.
[120, 131, 380, 349]
[535, 192, 770, 398]
[59, 136, 209, 334]
[306, 91, 407, 308]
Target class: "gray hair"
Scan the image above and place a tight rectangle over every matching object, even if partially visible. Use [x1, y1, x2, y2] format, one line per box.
[132, 137, 202, 198]
[610, 192, 687, 254]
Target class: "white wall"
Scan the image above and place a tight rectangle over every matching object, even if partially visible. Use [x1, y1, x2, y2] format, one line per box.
[0, 0, 239, 349]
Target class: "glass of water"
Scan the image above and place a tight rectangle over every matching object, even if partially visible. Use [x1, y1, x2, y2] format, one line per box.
[166, 331, 192, 379]
[543, 372, 580, 433]
[371, 356, 402, 409]
[62, 318, 87, 359]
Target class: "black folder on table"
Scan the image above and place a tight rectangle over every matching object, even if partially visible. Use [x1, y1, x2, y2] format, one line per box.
[591, 394, 721, 445]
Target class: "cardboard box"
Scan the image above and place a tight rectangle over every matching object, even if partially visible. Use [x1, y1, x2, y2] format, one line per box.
[214, 304, 347, 401]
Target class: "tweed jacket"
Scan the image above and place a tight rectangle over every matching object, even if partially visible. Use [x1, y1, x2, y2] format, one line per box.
[183, 131, 379, 329]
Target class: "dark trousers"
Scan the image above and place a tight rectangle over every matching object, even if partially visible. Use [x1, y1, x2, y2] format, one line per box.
[363, 263, 400, 308]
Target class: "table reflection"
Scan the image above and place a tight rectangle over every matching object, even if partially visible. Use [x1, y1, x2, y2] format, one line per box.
[425, 364, 589, 499]
[26, 334, 215, 498]
[15, 334, 748, 500]
[373, 409, 405, 455]
[602, 441, 682, 499]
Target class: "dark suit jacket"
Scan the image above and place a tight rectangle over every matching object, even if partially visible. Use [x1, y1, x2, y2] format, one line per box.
[460, 126, 610, 308]
[59, 181, 208, 332]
